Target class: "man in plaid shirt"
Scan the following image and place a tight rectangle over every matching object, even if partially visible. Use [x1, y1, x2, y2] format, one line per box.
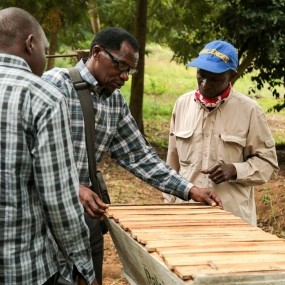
[0, 7, 97, 285]
[43, 27, 222, 285]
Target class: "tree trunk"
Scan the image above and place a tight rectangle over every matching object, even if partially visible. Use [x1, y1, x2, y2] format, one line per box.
[47, 32, 58, 70]
[129, 0, 148, 134]
[232, 49, 255, 86]
[88, 0, 100, 33]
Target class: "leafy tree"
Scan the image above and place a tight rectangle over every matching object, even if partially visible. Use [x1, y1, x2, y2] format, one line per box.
[148, 0, 285, 111]
[96, 0, 136, 33]
[0, 0, 93, 68]
[142, 0, 285, 113]
[219, 0, 285, 111]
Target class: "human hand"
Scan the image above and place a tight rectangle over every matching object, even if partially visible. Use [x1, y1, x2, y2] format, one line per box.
[201, 161, 237, 184]
[79, 185, 108, 219]
[189, 186, 223, 208]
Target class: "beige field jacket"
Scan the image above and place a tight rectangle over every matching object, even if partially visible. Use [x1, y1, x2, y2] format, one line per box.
[163, 89, 279, 226]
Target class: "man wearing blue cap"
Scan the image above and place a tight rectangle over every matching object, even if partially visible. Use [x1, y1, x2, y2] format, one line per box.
[163, 40, 279, 226]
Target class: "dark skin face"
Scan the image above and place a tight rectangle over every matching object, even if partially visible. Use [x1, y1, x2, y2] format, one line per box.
[86, 41, 139, 94]
[197, 68, 237, 98]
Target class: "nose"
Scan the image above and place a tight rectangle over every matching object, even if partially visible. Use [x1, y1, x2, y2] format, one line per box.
[120, 71, 129, 81]
[200, 78, 207, 87]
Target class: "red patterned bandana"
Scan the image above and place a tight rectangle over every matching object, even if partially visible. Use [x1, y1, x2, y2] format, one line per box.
[195, 84, 231, 108]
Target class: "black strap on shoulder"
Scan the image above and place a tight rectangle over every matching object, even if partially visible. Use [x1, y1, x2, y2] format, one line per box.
[68, 67, 102, 198]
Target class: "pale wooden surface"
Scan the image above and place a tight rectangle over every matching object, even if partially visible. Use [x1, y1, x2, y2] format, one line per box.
[105, 204, 285, 285]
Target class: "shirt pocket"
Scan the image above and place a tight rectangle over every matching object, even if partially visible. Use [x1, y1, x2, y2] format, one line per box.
[173, 129, 201, 166]
[265, 137, 275, 148]
[218, 133, 246, 162]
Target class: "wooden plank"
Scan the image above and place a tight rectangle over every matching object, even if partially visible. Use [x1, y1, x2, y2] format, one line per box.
[134, 230, 278, 239]
[144, 236, 281, 252]
[116, 222, 244, 230]
[106, 204, 233, 218]
[113, 214, 243, 221]
[106, 203, 215, 209]
[163, 252, 285, 269]
[111, 210, 237, 215]
[119, 220, 250, 231]
[129, 228, 281, 238]
[129, 226, 253, 239]
[157, 241, 285, 254]
[175, 263, 285, 280]
[109, 210, 233, 219]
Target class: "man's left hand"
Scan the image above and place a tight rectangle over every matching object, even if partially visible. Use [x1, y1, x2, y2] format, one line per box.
[201, 161, 237, 184]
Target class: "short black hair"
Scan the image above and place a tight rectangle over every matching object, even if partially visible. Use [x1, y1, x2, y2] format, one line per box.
[90, 27, 139, 53]
[0, 7, 43, 49]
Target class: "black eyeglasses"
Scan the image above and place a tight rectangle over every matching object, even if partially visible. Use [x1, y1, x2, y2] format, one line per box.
[101, 46, 138, 75]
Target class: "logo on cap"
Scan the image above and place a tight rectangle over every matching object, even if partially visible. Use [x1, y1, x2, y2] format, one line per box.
[186, 40, 238, 73]
[200, 49, 230, 63]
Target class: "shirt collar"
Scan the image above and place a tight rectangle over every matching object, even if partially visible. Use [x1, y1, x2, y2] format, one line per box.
[0, 53, 32, 73]
[195, 88, 233, 110]
[75, 59, 110, 98]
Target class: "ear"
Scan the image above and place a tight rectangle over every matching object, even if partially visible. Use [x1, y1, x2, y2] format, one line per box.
[92, 45, 101, 59]
[25, 34, 34, 55]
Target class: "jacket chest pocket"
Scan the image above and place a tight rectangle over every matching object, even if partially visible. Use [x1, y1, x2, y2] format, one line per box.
[217, 133, 246, 162]
[173, 129, 202, 166]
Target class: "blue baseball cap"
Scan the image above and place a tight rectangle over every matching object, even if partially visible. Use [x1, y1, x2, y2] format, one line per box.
[187, 40, 238, 73]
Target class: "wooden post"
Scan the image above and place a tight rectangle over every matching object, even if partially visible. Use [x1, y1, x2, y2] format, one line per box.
[76, 50, 90, 62]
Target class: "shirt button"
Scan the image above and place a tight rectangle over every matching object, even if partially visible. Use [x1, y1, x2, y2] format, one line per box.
[204, 153, 207, 157]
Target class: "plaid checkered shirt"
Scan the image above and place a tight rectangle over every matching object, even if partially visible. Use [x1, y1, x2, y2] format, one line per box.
[42, 60, 192, 200]
[0, 54, 95, 285]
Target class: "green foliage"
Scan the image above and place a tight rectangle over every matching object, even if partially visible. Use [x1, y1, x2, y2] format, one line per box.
[144, 77, 166, 96]
[217, 0, 285, 101]
[260, 189, 278, 228]
[262, 193, 272, 205]
[96, 0, 136, 32]
[273, 131, 285, 145]
[148, 0, 219, 62]
[0, 0, 93, 50]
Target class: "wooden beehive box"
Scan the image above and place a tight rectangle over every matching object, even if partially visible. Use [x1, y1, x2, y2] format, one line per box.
[104, 204, 285, 285]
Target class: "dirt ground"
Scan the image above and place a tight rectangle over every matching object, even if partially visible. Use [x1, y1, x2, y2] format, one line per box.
[100, 115, 285, 285]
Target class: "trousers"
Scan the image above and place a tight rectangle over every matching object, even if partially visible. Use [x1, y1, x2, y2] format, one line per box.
[56, 214, 104, 285]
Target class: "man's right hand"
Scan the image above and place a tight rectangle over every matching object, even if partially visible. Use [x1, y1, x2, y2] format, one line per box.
[79, 185, 109, 218]
[189, 186, 223, 208]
